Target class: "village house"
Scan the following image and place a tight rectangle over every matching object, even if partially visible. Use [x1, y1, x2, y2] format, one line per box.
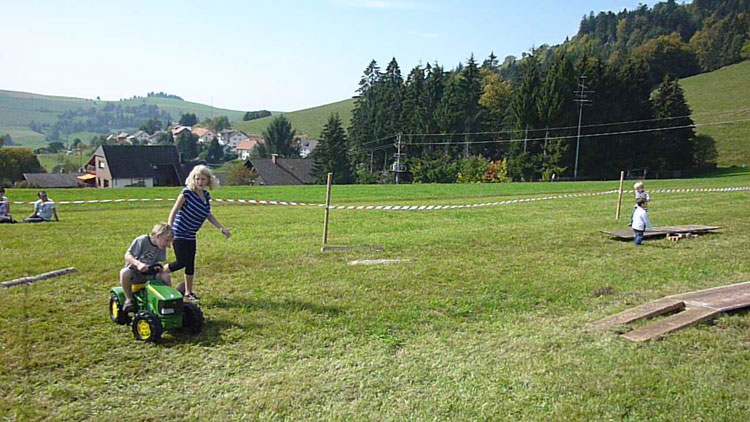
[235, 138, 263, 160]
[147, 130, 167, 145]
[126, 130, 151, 144]
[192, 127, 217, 144]
[171, 125, 192, 138]
[299, 139, 318, 158]
[83, 145, 203, 188]
[116, 132, 129, 144]
[219, 129, 250, 148]
[244, 154, 314, 185]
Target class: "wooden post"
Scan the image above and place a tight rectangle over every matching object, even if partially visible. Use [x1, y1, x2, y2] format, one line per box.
[2, 267, 76, 288]
[322, 172, 333, 245]
[615, 170, 625, 220]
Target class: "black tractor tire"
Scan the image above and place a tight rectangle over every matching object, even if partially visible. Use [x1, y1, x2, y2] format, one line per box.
[175, 282, 186, 295]
[132, 311, 163, 342]
[109, 293, 131, 325]
[182, 302, 205, 335]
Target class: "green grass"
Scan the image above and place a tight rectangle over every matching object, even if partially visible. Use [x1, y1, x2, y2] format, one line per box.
[235, 98, 355, 138]
[1, 174, 750, 420]
[681, 60, 750, 167]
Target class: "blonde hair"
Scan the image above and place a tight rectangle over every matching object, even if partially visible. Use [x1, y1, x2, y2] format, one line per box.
[185, 165, 219, 191]
[151, 222, 174, 240]
[633, 181, 644, 190]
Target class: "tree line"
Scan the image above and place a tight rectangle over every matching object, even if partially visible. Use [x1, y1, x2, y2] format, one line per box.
[308, 0, 740, 184]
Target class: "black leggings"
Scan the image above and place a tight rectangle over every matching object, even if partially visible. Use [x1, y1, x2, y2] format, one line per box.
[170, 239, 197, 275]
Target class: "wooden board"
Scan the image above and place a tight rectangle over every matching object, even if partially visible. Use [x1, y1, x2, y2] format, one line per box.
[591, 298, 684, 330]
[594, 281, 750, 342]
[601, 225, 721, 240]
[672, 281, 750, 312]
[621, 307, 720, 342]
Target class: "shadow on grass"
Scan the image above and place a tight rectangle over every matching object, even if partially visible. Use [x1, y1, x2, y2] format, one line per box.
[159, 317, 263, 347]
[210, 297, 344, 317]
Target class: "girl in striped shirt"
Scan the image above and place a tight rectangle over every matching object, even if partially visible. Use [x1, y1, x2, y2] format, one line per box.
[167, 165, 231, 301]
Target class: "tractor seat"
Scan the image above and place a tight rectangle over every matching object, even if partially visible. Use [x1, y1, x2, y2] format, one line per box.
[131, 282, 147, 293]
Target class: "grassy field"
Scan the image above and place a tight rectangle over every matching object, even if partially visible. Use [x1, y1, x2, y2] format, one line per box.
[1, 173, 749, 420]
[235, 98, 355, 139]
[681, 60, 750, 167]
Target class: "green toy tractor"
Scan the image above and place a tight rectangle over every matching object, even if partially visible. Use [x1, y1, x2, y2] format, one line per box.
[109, 267, 204, 342]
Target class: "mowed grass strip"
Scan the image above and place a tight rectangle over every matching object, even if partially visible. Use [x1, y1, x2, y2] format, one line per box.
[1, 175, 749, 420]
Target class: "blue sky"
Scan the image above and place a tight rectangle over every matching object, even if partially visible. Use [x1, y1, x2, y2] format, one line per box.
[0, 0, 660, 112]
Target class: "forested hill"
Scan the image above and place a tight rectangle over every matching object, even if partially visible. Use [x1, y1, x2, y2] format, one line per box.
[345, 0, 749, 183]
[574, 0, 748, 74]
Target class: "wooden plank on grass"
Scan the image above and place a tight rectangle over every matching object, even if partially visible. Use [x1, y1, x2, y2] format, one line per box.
[592, 298, 685, 329]
[621, 306, 720, 342]
[671, 281, 750, 312]
[601, 225, 721, 240]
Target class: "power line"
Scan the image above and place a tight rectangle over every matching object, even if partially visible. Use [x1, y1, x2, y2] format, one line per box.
[398, 107, 750, 138]
[395, 118, 750, 147]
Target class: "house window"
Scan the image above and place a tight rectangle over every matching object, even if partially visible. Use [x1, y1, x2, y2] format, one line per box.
[104, 179, 109, 188]
[99, 161, 105, 169]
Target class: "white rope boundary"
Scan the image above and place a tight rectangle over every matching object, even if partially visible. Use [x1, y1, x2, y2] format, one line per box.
[9, 186, 749, 211]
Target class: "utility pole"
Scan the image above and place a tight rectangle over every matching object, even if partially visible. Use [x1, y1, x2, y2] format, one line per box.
[573, 75, 593, 180]
[393, 133, 405, 184]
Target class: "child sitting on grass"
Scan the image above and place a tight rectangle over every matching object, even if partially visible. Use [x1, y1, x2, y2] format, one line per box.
[631, 197, 654, 246]
[0, 187, 15, 223]
[120, 222, 174, 312]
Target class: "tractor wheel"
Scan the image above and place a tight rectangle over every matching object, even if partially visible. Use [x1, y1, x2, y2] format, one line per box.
[182, 302, 205, 335]
[132, 311, 163, 342]
[175, 282, 186, 295]
[109, 293, 131, 325]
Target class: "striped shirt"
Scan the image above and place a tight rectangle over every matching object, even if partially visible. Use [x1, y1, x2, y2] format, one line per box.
[173, 188, 211, 241]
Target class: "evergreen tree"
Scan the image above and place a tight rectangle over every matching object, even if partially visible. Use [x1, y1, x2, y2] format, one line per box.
[458, 54, 483, 157]
[262, 115, 299, 158]
[179, 113, 198, 126]
[205, 137, 224, 163]
[311, 114, 353, 184]
[651, 75, 695, 171]
[176, 132, 199, 160]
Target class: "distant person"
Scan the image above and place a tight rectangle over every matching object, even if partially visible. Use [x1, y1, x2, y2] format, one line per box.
[631, 197, 654, 246]
[629, 181, 651, 227]
[120, 223, 174, 312]
[0, 187, 15, 223]
[167, 165, 231, 302]
[23, 191, 59, 223]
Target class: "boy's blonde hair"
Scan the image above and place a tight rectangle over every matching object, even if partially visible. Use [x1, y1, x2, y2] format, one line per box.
[185, 164, 219, 191]
[633, 181, 645, 190]
[151, 222, 174, 240]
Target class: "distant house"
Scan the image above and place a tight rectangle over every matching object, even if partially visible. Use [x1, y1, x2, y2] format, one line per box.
[235, 139, 263, 160]
[147, 130, 167, 145]
[129, 130, 151, 144]
[192, 127, 217, 144]
[244, 154, 314, 185]
[116, 132, 129, 144]
[219, 129, 250, 148]
[172, 125, 192, 138]
[299, 139, 318, 158]
[84, 145, 203, 188]
[23, 173, 86, 189]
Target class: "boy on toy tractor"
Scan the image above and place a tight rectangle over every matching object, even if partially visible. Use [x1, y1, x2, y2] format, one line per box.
[109, 223, 203, 342]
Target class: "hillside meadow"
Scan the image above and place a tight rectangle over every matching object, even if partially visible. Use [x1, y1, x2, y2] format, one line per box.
[1, 173, 749, 421]
[681, 60, 750, 167]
